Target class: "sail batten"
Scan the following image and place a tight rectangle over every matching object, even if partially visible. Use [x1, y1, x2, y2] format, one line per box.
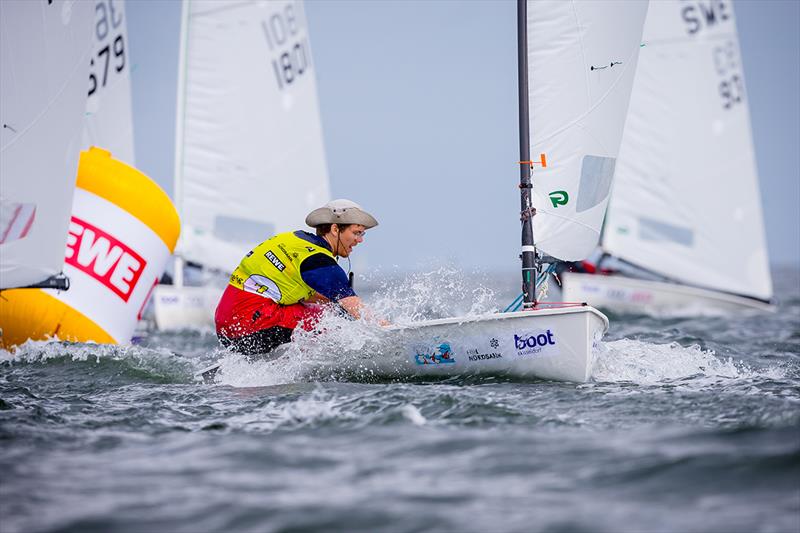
[526, 0, 648, 262]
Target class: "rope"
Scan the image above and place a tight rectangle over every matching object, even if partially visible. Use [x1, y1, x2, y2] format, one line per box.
[503, 293, 524, 313]
[503, 264, 557, 312]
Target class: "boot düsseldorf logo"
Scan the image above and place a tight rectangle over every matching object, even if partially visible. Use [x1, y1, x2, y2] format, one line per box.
[513, 329, 559, 358]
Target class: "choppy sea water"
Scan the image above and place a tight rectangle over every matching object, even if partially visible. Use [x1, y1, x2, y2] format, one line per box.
[1, 267, 798, 533]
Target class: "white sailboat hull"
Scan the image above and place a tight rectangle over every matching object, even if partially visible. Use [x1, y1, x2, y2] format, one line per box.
[204, 306, 608, 384]
[375, 306, 607, 382]
[152, 285, 223, 331]
[561, 272, 774, 316]
[266, 306, 607, 384]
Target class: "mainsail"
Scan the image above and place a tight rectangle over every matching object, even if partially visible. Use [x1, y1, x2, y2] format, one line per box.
[0, 0, 93, 289]
[174, 0, 331, 274]
[602, 0, 772, 302]
[83, 0, 136, 165]
[526, 0, 648, 261]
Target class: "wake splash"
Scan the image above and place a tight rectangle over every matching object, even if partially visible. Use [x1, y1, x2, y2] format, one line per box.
[365, 266, 499, 324]
[0, 339, 197, 383]
[592, 338, 789, 387]
[211, 268, 793, 389]
[5, 269, 789, 392]
[212, 310, 391, 387]
[213, 267, 502, 387]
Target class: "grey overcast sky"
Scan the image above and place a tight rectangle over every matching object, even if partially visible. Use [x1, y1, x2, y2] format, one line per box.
[127, 0, 800, 272]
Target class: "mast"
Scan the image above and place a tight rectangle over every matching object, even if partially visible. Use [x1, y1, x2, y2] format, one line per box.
[171, 0, 191, 288]
[517, 0, 537, 308]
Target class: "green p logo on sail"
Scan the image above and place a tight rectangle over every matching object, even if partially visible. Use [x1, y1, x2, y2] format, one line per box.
[549, 190, 569, 208]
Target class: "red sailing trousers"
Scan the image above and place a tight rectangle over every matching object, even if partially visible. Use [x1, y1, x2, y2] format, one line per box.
[214, 285, 322, 354]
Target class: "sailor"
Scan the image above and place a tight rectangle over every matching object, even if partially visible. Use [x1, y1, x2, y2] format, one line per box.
[215, 199, 382, 355]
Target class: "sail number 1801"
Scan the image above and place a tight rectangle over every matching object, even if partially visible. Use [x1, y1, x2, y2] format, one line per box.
[271, 40, 310, 90]
[261, 3, 310, 90]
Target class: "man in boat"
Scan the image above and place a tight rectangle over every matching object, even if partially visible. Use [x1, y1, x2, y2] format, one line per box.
[215, 199, 381, 355]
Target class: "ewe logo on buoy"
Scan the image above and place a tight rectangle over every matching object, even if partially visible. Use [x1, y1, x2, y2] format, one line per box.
[513, 329, 559, 358]
[65, 216, 146, 302]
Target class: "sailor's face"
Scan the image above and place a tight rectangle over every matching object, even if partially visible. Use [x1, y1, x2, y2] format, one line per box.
[335, 224, 366, 257]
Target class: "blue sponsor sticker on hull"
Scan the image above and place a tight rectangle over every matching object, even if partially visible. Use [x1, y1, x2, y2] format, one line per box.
[413, 342, 456, 365]
[412, 337, 506, 366]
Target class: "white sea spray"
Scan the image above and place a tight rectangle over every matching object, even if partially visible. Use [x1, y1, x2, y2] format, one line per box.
[0, 338, 195, 380]
[214, 268, 502, 387]
[365, 266, 499, 325]
[400, 404, 427, 426]
[593, 338, 788, 387]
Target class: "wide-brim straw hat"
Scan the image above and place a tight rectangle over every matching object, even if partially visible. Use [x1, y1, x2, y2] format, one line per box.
[305, 199, 379, 229]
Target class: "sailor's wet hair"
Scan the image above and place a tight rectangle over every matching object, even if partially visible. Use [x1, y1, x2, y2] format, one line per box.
[315, 223, 353, 237]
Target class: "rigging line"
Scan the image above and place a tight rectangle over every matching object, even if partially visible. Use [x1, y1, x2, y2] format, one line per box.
[503, 293, 524, 313]
[504, 265, 556, 312]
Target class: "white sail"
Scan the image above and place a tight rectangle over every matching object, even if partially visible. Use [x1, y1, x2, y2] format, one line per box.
[0, 0, 93, 289]
[602, 0, 772, 301]
[175, 0, 330, 273]
[527, 0, 648, 261]
[83, 0, 136, 165]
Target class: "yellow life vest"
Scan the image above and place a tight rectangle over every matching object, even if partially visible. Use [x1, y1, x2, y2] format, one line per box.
[228, 231, 336, 305]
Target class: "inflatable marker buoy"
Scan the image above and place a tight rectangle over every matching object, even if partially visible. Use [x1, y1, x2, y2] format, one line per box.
[0, 147, 180, 349]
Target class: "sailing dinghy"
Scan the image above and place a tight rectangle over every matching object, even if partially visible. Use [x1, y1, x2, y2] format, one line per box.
[202, 0, 647, 384]
[560, 0, 773, 315]
[154, 0, 331, 330]
[360, 0, 648, 383]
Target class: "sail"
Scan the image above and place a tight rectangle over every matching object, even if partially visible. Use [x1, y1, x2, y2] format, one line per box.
[83, 0, 136, 165]
[0, 0, 93, 289]
[175, 0, 331, 273]
[527, 0, 648, 261]
[602, 0, 772, 301]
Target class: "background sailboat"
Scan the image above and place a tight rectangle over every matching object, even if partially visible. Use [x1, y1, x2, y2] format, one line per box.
[153, 0, 331, 331]
[0, 0, 93, 290]
[560, 0, 773, 315]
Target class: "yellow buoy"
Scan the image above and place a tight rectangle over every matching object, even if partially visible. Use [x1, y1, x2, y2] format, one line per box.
[0, 147, 180, 349]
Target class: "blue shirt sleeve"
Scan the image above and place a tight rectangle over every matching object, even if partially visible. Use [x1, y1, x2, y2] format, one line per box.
[300, 254, 356, 301]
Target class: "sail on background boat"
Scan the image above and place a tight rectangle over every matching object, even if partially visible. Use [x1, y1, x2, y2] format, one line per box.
[527, 0, 649, 262]
[0, 0, 93, 290]
[83, 0, 136, 165]
[175, 0, 330, 274]
[153, 0, 331, 330]
[601, 0, 772, 303]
